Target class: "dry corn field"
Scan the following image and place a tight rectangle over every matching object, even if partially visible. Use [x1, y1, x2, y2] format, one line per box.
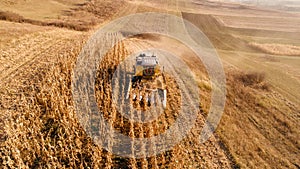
[1, 0, 300, 168]
[0, 23, 232, 168]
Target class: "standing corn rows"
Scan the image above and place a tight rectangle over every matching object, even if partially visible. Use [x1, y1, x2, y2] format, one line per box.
[93, 33, 184, 168]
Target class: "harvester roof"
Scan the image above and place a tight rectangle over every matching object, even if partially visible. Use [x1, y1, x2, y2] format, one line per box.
[136, 54, 158, 66]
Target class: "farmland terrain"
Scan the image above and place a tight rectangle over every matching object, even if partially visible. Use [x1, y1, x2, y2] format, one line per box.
[0, 0, 299, 168]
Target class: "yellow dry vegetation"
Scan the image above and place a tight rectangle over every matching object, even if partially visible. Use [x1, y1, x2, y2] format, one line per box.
[0, 0, 126, 31]
[0, 0, 299, 168]
[0, 0, 86, 20]
[181, 4, 300, 169]
[0, 21, 232, 168]
[249, 42, 300, 56]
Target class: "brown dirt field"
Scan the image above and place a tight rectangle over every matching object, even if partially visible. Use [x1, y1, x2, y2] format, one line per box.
[181, 6, 300, 169]
[0, 0, 126, 31]
[0, 0, 299, 168]
[249, 42, 300, 56]
[215, 15, 300, 33]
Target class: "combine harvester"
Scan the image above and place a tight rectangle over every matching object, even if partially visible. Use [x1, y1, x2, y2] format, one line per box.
[126, 53, 167, 109]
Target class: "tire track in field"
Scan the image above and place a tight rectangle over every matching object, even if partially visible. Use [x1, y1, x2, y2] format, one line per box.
[0, 30, 83, 86]
[0, 34, 53, 81]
